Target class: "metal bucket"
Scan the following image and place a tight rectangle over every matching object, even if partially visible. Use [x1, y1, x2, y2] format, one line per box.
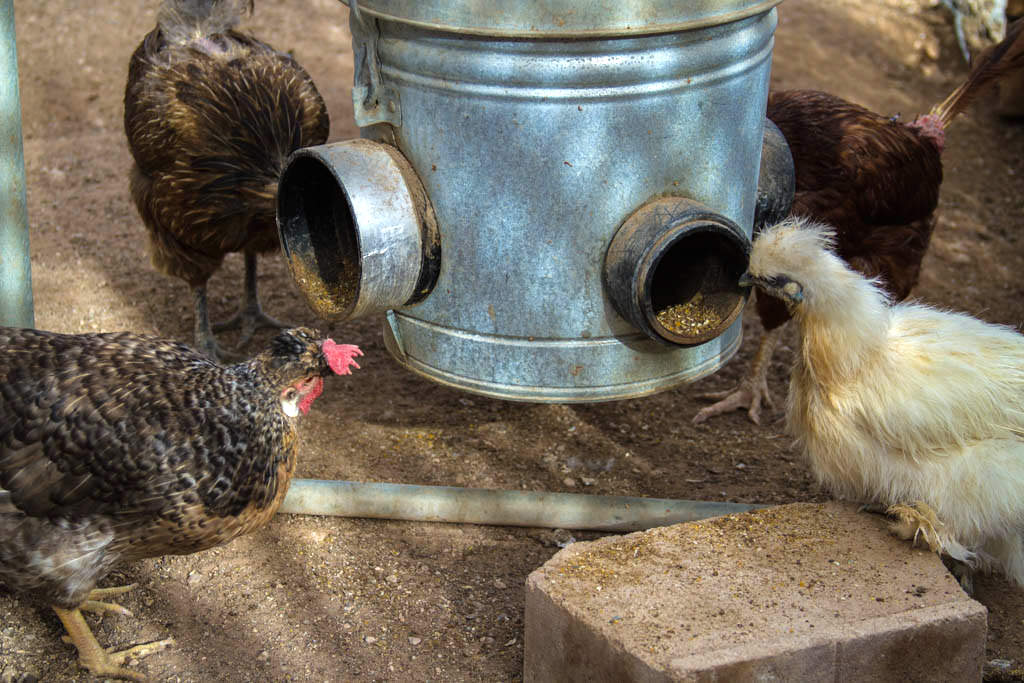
[278, 0, 791, 402]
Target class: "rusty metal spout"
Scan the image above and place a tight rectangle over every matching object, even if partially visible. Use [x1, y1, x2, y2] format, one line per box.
[604, 198, 751, 346]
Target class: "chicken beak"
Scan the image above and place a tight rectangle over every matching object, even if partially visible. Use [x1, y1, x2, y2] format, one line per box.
[737, 272, 755, 289]
[315, 343, 333, 378]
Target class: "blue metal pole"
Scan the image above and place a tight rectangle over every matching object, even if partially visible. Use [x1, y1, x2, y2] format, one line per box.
[281, 479, 768, 532]
[0, 0, 32, 328]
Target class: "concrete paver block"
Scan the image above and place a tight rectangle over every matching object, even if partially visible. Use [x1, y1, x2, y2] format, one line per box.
[525, 502, 987, 681]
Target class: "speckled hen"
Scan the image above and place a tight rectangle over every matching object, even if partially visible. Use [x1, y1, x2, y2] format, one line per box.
[124, 0, 329, 361]
[0, 326, 361, 680]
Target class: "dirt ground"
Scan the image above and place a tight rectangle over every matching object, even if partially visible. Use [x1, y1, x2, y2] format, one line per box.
[1, 0, 1023, 680]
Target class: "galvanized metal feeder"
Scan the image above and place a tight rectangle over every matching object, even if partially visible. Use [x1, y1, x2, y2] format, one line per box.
[278, 0, 793, 403]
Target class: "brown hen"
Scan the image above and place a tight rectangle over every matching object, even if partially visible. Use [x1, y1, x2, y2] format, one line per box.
[124, 0, 329, 361]
[0, 327, 361, 679]
[694, 18, 1024, 425]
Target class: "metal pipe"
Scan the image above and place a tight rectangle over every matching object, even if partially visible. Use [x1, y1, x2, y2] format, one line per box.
[280, 479, 768, 532]
[0, 0, 32, 328]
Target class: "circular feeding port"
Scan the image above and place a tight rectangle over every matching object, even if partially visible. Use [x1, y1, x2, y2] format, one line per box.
[645, 226, 749, 345]
[604, 197, 751, 346]
[277, 139, 439, 322]
[277, 152, 360, 320]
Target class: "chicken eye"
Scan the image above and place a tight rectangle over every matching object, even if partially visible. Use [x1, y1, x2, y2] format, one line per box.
[782, 281, 803, 302]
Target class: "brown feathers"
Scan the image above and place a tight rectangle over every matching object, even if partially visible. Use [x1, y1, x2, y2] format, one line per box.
[755, 89, 941, 333]
[124, 1, 329, 360]
[124, 24, 328, 286]
[759, 23, 1024, 331]
[0, 325, 355, 677]
[694, 23, 1024, 425]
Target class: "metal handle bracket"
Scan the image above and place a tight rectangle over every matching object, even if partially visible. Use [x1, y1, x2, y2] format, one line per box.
[350, 0, 402, 128]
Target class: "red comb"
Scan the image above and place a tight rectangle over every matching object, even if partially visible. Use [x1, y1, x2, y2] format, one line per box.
[322, 339, 363, 376]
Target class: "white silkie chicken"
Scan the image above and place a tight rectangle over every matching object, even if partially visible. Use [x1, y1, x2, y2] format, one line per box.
[741, 217, 1024, 588]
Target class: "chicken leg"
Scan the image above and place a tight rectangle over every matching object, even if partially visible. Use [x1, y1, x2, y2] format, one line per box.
[193, 285, 242, 363]
[212, 249, 289, 347]
[693, 325, 784, 425]
[53, 585, 173, 681]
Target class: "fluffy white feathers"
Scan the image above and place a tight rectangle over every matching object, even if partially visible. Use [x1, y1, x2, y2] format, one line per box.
[749, 218, 1024, 585]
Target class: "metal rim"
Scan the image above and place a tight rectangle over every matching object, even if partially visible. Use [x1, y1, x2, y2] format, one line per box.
[640, 219, 749, 346]
[340, 0, 783, 38]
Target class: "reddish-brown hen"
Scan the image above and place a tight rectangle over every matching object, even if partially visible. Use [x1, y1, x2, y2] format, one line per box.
[695, 18, 1024, 425]
[124, 0, 329, 361]
[0, 327, 361, 679]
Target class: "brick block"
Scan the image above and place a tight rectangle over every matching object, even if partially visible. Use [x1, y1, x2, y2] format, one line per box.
[525, 503, 987, 682]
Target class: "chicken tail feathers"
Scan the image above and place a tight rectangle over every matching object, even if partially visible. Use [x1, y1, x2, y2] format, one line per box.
[931, 17, 1024, 126]
[157, 0, 254, 45]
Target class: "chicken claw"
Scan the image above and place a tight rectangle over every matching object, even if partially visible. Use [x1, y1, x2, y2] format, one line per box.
[212, 307, 289, 348]
[53, 584, 173, 681]
[886, 501, 946, 553]
[80, 584, 139, 618]
[693, 381, 773, 425]
[885, 501, 977, 584]
[211, 250, 291, 348]
[693, 326, 782, 425]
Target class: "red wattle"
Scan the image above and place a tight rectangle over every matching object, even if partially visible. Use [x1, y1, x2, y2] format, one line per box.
[299, 377, 324, 415]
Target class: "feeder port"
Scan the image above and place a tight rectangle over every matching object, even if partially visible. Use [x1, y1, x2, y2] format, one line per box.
[604, 197, 751, 346]
[277, 138, 440, 321]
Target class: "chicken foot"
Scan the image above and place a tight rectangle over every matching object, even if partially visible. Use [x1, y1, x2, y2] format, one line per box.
[884, 501, 978, 592]
[53, 585, 173, 681]
[693, 326, 784, 425]
[886, 501, 946, 553]
[212, 250, 289, 347]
